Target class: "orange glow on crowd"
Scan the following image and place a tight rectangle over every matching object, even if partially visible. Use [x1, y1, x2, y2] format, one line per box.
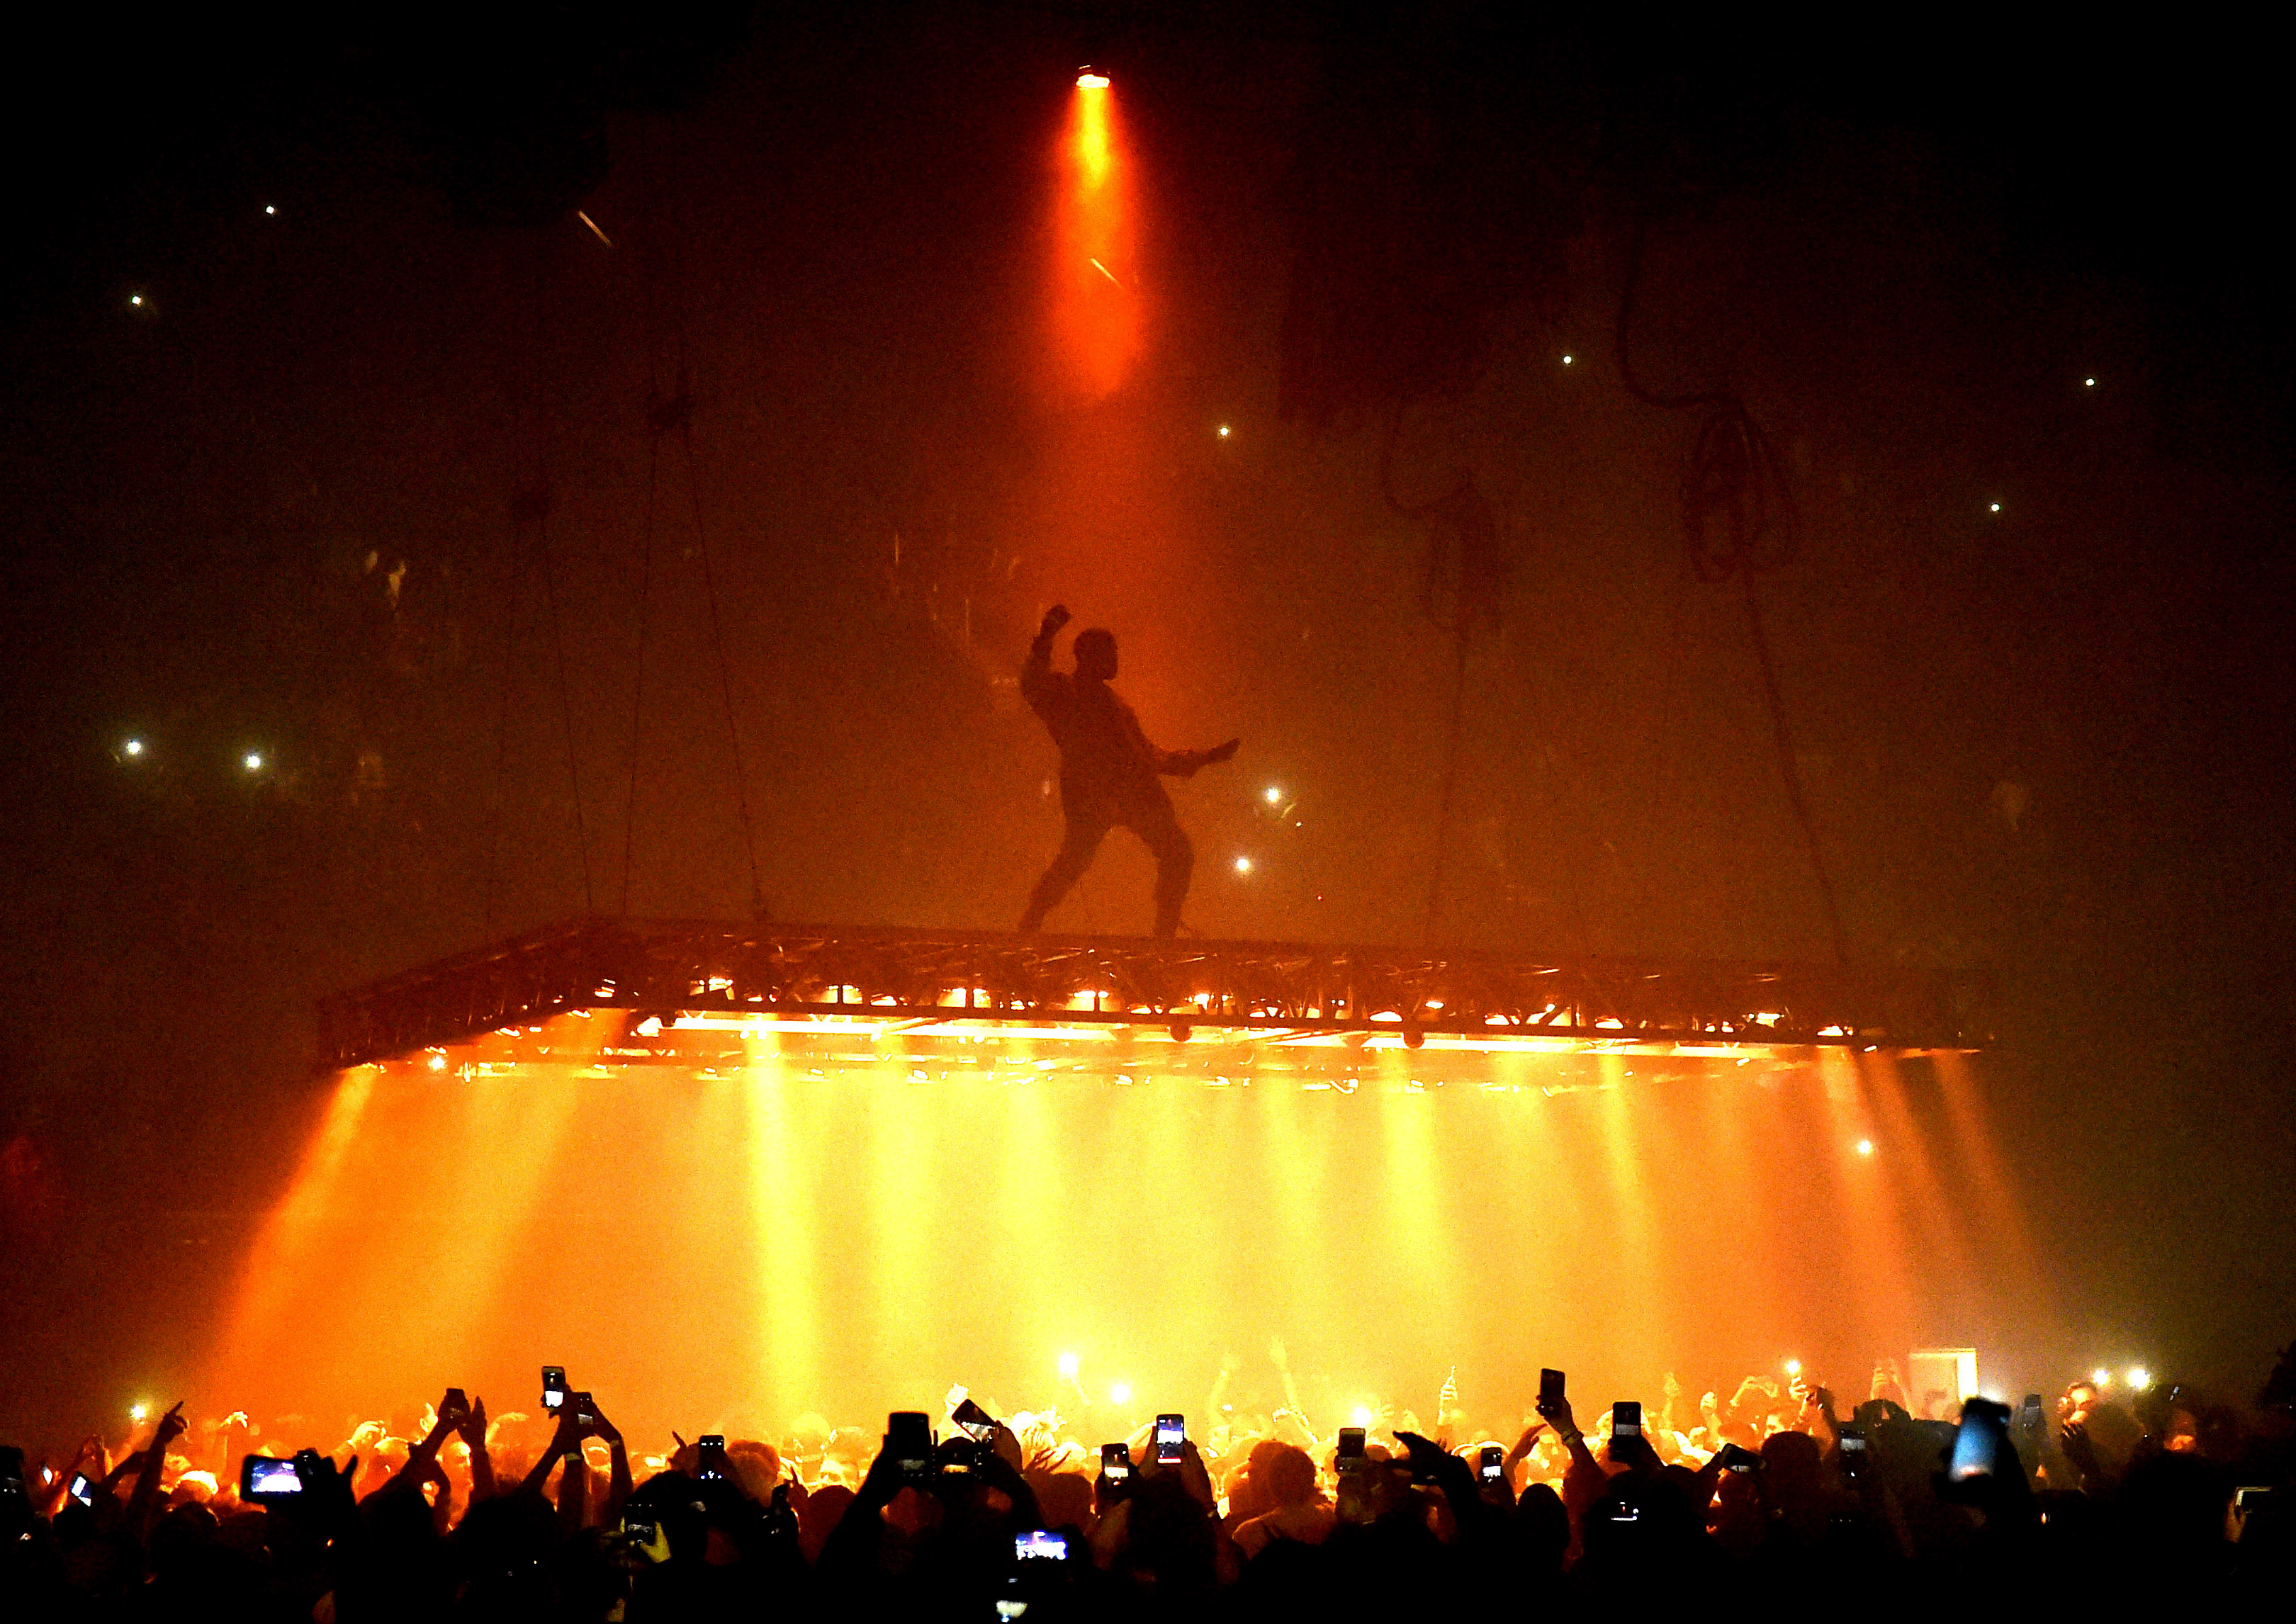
[204, 1015, 2049, 1445]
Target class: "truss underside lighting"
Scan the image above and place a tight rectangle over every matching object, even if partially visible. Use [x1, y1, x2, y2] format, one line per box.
[320, 920, 1985, 1077]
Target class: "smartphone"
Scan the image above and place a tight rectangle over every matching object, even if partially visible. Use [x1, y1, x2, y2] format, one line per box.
[1100, 1442, 1132, 1481]
[2015, 1393, 2044, 1433]
[1949, 1397, 2010, 1482]
[573, 1392, 600, 1428]
[441, 1387, 469, 1422]
[1716, 1442, 1762, 1473]
[1540, 1369, 1566, 1405]
[1015, 1529, 1069, 1560]
[242, 1455, 305, 1501]
[1612, 1401, 1642, 1441]
[1478, 1445, 1505, 1482]
[1154, 1414, 1185, 1465]
[887, 1412, 934, 1476]
[1336, 1427, 1367, 1471]
[542, 1367, 568, 1412]
[623, 1510, 658, 1546]
[953, 1398, 998, 1442]
[67, 1471, 96, 1508]
[696, 1434, 728, 1482]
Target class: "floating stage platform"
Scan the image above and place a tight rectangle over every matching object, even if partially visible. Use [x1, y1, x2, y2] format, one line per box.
[317, 919, 1984, 1079]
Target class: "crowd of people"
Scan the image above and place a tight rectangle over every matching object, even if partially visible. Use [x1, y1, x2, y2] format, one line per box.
[6, 1343, 2292, 1618]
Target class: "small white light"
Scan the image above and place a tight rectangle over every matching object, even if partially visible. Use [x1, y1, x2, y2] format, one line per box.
[130, 1403, 150, 1423]
[1350, 1405, 1374, 1429]
[1234, 857, 1254, 875]
[2127, 1366, 2152, 1391]
[1854, 1138, 1875, 1156]
[129, 294, 145, 307]
[1077, 70, 1109, 89]
[1561, 353, 1573, 365]
[123, 738, 145, 757]
[2092, 1369, 2112, 1387]
[1217, 424, 1231, 438]
[1108, 1382, 1132, 1406]
[2083, 377, 2095, 387]
[264, 204, 276, 216]
[1264, 786, 1282, 804]
[1059, 1351, 1080, 1380]
[1989, 502, 2001, 513]
[427, 1053, 447, 1072]
[243, 752, 264, 772]
[1784, 1358, 1802, 1377]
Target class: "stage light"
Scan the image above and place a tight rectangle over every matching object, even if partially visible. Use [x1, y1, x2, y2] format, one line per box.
[264, 204, 276, 216]
[122, 738, 144, 757]
[2083, 376, 2095, 387]
[1234, 857, 1254, 875]
[1351, 1406, 1373, 1429]
[1076, 69, 1109, 89]
[2093, 1368, 2112, 1387]
[1264, 786, 1282, 804]
[1561, 354, 1573, 366]
[1217, 424, 1231, 438]
[1059, 1351, 1079, 1381]
[1988, 503, 2001, 513]
[1784, 1358, 1802, 1377]
[426, 1053, 447, 1072]
[1108, 1381, 1132, 1405]
[130, 1403, 149, 1423]
[2127, 1366, 2152, 1391]
[129, 293, 145, 307]
[243, 752, 266, 772]
[1854, 1138, 1874, 1156]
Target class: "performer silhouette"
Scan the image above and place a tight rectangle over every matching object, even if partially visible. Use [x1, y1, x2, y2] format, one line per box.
[1018, 604, 1239, 937]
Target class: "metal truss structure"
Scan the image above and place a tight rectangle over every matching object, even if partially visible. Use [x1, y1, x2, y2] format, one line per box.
[317, 918, 1986, 1071]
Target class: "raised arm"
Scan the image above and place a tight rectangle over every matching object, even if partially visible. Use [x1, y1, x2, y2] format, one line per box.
[1022, 604, 1069, 708]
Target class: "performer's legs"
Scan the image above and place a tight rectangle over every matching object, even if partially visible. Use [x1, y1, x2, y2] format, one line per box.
[1129, 797, 1195, 938]
[1018, 815, 1109, 932]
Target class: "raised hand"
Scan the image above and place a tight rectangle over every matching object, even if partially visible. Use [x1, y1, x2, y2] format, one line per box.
[1663, 1372, 1683, 1400]
[1041, 604, 1072, 636]
[1268, 1336, 1290, 1368]
[154, 1402, 188, 1450]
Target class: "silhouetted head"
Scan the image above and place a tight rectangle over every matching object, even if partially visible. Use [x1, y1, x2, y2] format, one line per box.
[1074, 627, 1118, 681]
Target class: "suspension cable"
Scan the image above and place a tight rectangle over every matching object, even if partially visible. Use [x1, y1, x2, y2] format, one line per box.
[1616, 218, 1847, 964]
[678, 418, 768, 921]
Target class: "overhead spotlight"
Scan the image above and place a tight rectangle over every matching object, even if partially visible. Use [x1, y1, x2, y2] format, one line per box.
[2083, 376, 2096, 387]
[1351, 1406, 1374, 1429]
[1076, 67, 1109, 89]
[2092, 1368, 2112, 1387]
[1264, 786, 1282, 804]
[1108, 1381, 1132, 1406]
[1058, 1351, 1080, 1381]
[1217, 424, 1232, 438]
[122, 738, 145, 757]
[1233, 856, 1254, 875]
[264, 204, 276, 216]
[1784, 1358, 1803, 1377]
[1561, 353, 1574, 366]
[2127, 1367, 2152, 1391]
[130, 1403, 150, 1423]
[242, 752, 265, 772]
[1988, 502, 2002, 514]
[129, 293, 145, 308]
[426, 1053, 447, 1072]
[1854, 1138, 1875, 1156]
